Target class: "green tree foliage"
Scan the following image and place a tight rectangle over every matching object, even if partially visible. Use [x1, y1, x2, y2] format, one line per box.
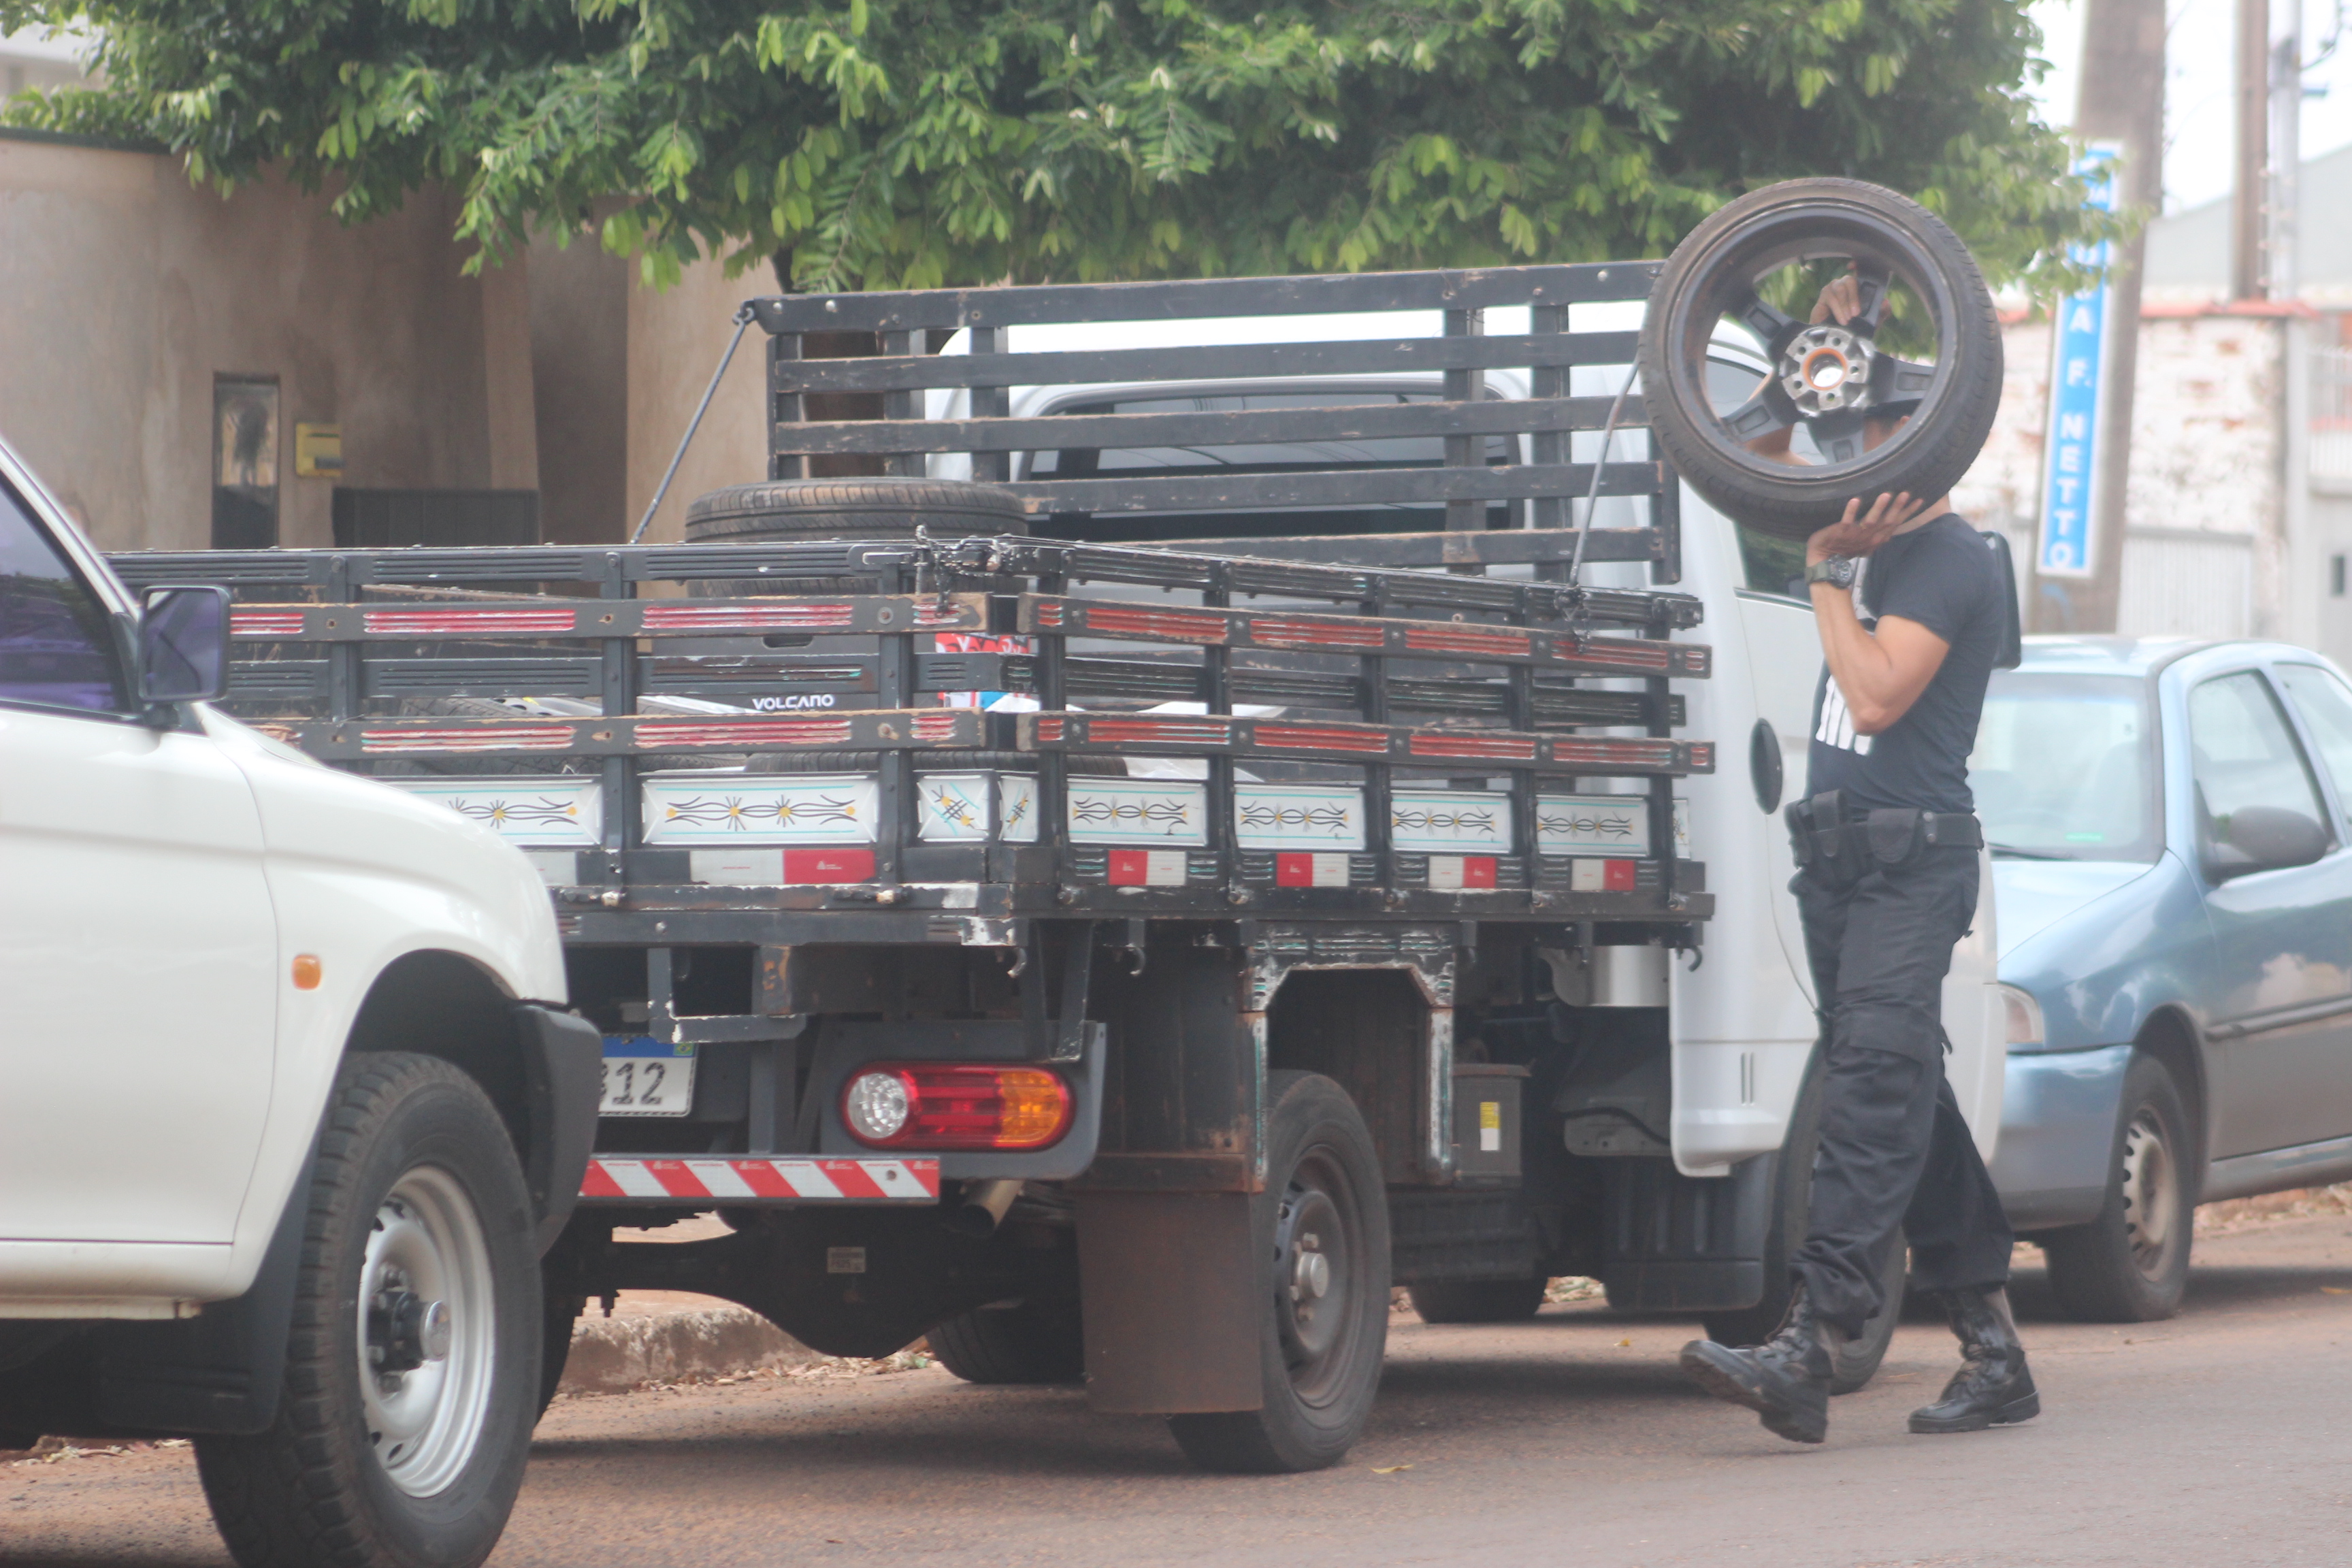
[0, 0, 2114, 292]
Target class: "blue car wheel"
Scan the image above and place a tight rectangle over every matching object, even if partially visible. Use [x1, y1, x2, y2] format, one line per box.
[2041, 1054, 2193, 1322]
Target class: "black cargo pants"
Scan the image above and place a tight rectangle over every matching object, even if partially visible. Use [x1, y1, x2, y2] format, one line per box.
[1792, 845, 2014, 1336]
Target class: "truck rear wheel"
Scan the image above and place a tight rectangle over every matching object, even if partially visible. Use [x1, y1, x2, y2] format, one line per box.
[1167, 1071, 1390, 1474]
[195, 1054, 540, 1568]
[1406, 1277, 1547, 1324]
[927, 1297, 1085, 1385]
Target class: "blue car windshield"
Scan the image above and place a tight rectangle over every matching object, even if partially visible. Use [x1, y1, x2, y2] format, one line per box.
[1969, 672, 2162, 862]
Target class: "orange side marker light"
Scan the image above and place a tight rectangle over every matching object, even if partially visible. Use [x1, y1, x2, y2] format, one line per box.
[291, 954, 323, 990]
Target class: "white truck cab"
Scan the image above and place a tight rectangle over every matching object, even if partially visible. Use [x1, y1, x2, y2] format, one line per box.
[0, 438, 601, 1568]
[917, 310, 2006, 1353]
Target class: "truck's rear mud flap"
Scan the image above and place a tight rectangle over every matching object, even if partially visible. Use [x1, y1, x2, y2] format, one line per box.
[1598, 1153, 1774, 1311]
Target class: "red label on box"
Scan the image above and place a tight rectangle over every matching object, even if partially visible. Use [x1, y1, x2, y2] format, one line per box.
[781, 847, 877, 883]
[1108, 849, 1149, 885]
[1603, 858, 1637, 891]
[1275, 852, 1351, 887]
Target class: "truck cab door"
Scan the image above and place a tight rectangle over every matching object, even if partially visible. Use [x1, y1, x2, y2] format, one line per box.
[0, 480, 278, 1257]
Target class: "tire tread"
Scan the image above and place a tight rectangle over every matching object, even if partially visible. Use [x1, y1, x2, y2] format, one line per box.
[196, 1054, 536, 1568]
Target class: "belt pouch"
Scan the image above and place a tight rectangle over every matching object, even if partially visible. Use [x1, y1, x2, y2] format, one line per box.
[1864, 808, 1927, 866]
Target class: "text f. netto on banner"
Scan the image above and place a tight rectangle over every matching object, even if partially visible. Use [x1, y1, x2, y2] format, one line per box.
[2037, 144, 2122, 581]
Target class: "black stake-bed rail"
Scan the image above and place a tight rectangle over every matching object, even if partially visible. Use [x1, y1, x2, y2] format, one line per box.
[110, 531, 1714, 926]
[110, 257, 1720, 929]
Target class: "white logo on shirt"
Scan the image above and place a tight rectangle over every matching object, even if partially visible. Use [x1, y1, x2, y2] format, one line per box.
[1816, 678, 1874, 755]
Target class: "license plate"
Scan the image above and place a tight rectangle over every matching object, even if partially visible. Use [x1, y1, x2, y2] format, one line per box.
[601, 1036, 696, 1117]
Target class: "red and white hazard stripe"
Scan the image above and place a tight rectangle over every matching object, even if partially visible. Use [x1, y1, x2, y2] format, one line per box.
[579, 1156, 940, 1204]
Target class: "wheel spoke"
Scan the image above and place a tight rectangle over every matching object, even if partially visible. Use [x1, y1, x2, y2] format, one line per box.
[1848, 266, 1893, 333]
[1718, 388, 1795, 442]
[1727, 290, 1803, 359]
[1872, 355, 1938, 405]
[1809, 408, 1870, 463]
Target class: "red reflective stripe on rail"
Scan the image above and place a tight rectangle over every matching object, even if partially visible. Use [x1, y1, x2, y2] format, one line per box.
[635, 718, 855, 749]
[363, 608, 578, 636]
[1087, 718, 1235, 747]
[230, 611, 307, 638]
[640, 602, 855, 631]
[1252, 724, 1389, 755]
[912, 711, 966, 740]
[1250, 619, 1385, 651]
[1549, 739, 1680, 767]
[1407, 734, 1539, 762]
[1554, 639, 1671, 670]
[1400, 627, 1532, 658]
[1078, 606, 1229, 642]
[360, 725, 576, 753]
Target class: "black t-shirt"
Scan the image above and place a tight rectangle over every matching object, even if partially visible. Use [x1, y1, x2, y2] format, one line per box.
[1806, 514, 2006, 813]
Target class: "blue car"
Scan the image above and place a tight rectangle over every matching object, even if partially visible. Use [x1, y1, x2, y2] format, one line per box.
[1977, 636, 2352, 1321]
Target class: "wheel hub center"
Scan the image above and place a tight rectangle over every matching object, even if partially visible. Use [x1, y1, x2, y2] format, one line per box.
[1780, 324, 1877, 417]
[1292, 1240, 1332, 1302]
[369, 1285, 453, 1376]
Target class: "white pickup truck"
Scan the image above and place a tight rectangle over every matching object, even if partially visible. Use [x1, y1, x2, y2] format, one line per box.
[0, 438, 602, 1568]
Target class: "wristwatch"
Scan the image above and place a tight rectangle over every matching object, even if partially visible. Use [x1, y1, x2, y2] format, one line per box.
[1806, 555, 1860, 590]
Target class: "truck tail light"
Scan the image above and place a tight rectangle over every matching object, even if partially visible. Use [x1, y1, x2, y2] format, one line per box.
[840, 1064, 1073, 1151]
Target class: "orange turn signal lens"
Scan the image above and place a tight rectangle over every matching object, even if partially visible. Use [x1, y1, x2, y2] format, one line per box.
[840, 1064, 1073, 1152]
[290, 954, 323, 990]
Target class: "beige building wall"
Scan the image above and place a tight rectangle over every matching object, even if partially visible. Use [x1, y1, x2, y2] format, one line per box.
[623, 253, 771, 546]
[1955, 307, 2293, 641]
[0, 131, 528, 551]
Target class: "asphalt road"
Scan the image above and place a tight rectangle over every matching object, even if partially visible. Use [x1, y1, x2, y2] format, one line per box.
[11, 1213, 2352, 1568]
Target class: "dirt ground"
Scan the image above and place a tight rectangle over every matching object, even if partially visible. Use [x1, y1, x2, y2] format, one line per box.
[9, 1189, 2352, 1568]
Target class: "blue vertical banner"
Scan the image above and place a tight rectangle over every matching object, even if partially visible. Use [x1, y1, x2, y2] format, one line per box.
[2037, 144, 2122, 579]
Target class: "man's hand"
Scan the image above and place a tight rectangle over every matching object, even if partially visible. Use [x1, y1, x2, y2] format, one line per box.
[1806, 490, 1931, 566]
[1812, 270, 1865, 327]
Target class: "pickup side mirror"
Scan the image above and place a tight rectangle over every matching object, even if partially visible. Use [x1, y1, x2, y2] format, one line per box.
[2204, 804, 2332, 879]
[137, 584, 233, 704]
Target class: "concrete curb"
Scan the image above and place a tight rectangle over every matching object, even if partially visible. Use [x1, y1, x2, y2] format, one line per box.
[557, 1304, 825, 1395]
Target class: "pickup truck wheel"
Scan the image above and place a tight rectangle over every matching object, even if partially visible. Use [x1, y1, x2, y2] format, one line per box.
[1405, 1277, 1546, 1324]
[927, 1297, 1085, 1385]
[1638, 178, 2002, 541]
[195, 1054, 539, 1568]
[2042, 1055, 2193, 1323]
[1167, 1071, 1390, 1474]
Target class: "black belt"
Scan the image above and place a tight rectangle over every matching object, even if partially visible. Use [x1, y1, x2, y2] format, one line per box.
[1784, 791, 1981, 883]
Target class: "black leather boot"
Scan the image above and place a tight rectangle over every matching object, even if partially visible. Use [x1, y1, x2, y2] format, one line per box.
[1909, 1286, 2039, 1434]
[1680, 1283, 1834, 1443]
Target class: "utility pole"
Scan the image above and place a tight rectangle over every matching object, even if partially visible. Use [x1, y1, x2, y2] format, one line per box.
[2031, 0, 2163, 632]
[2270, 17, 2301, 300]
[2234, 0, 2271, 300]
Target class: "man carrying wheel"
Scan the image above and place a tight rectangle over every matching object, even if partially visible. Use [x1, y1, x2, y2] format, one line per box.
[1680, 273, 2037, 1445]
